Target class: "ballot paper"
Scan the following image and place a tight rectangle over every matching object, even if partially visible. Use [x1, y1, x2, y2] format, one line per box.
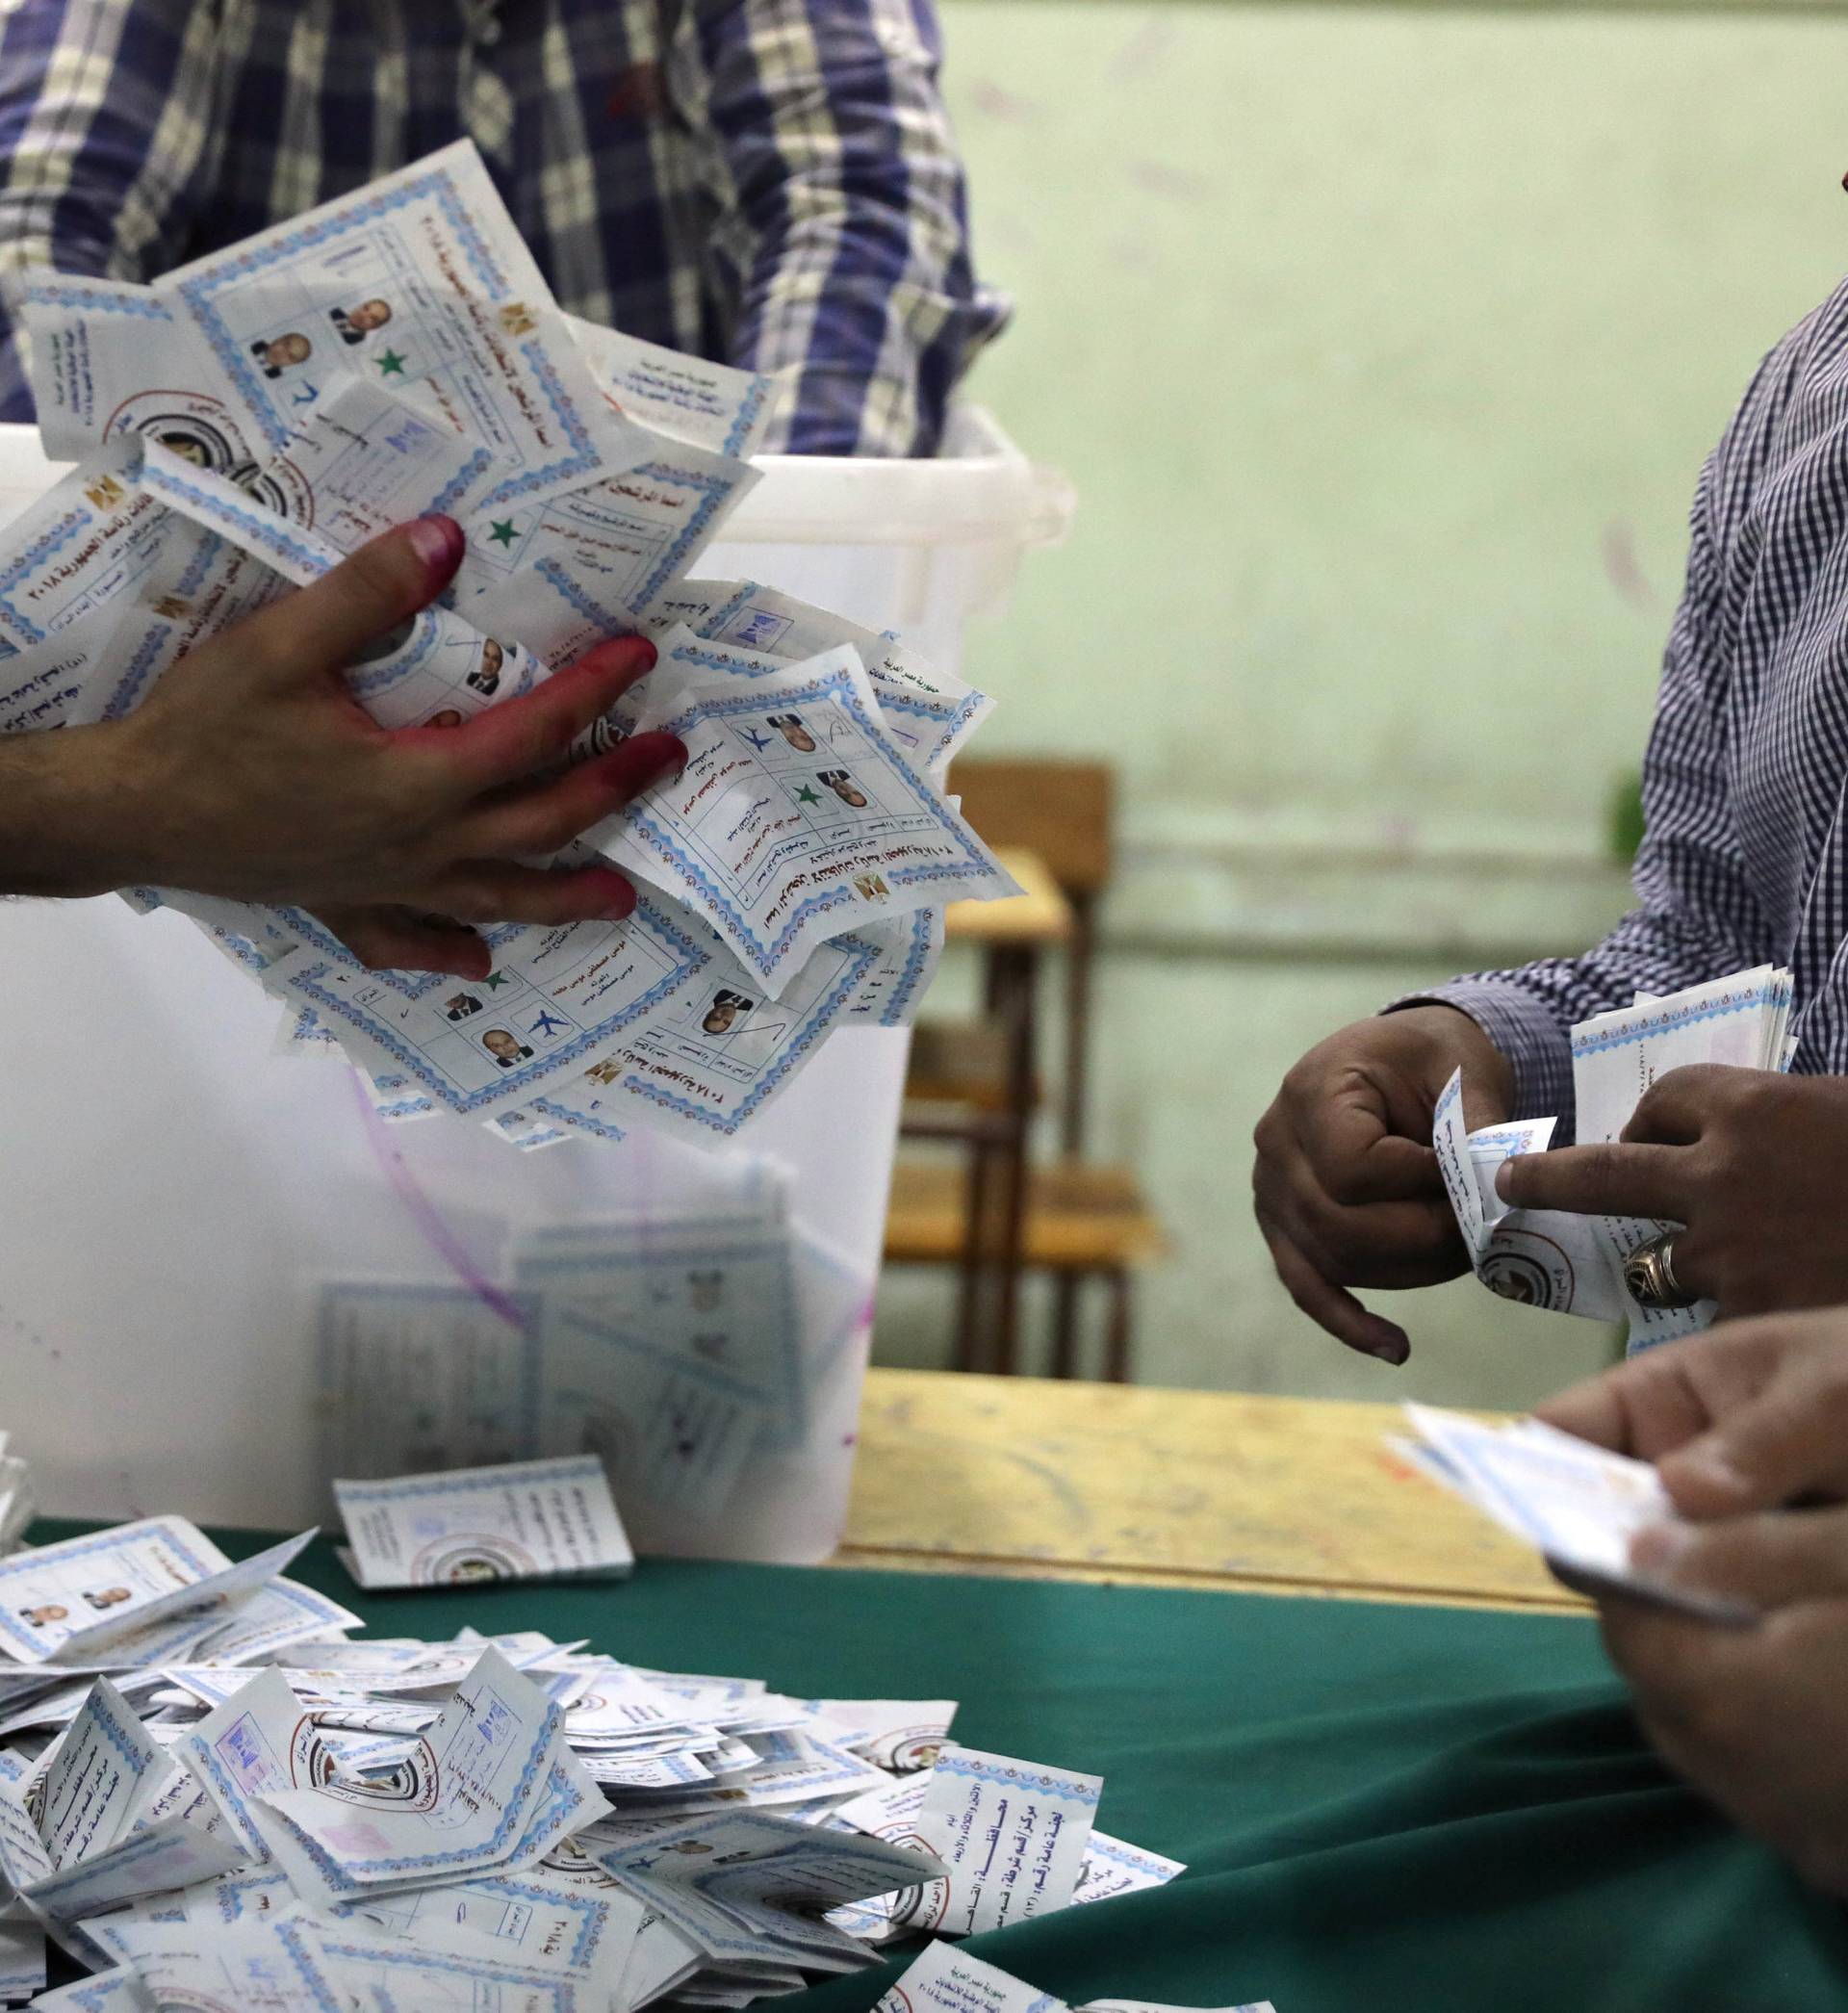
[0, 1666, 262, 1920]
[514, 1214, 806, 1512]
[0, 1518, 237, 1665]
[236, 377, 497, 547]
[1083, 2003, 1278, 2013]
[333, 1456, 634, 1590]
[1069, 1831, 1188, 1905]
[598, 639, 1017, 996]
[27, 1969, 143, 2009]
[520, 912, 887, 1143]
[37, 1679, 162, 1870]
[907, 1745, 1103, 1939]
[875, 1943, 1278, 2013]
[270, 866, 885, 1137]
[566, 317, 779, 462]
[345, 1868, 646, 1992]
[1434, 965, 1794, 1349]
[0, 443, 171, 652]
[0, 1926, 43, 2009]
[669, 580, 991, 781]
[250, 1648, 601, 1902]
[806, 1701, 956, 1774]
[1, 140, 1010, 1167]
[827, 1785, 1182, 1949]
[163, 150, 654, 509]
[314, 1283, 539, 1484]
[596, 1810, 949, 1972]
[456, 443, 759, 658]
[1395, 1404, 1750, 1622]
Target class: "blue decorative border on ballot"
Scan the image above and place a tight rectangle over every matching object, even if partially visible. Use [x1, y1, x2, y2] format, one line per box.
[261, 1704, 563, 1890]
[0, 1524, 221, 1660]
[610, 931, 876, 1138]
[176, 165, 520, 453]
[1569, 978, 1785, 1061]
[0, 510, 88, 643]
[289, 899, 708, 1114]
[631, 661, 995, 983]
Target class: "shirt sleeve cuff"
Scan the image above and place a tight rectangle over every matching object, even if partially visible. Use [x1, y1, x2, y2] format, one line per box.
[1384, 978, 1577, 1135]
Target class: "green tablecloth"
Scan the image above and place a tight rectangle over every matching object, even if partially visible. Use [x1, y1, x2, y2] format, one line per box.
[38, 1525, 1848, 2012]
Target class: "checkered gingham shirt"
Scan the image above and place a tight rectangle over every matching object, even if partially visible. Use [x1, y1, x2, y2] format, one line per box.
[1426, 277, 1848, 1140]
[0, 0, 1004, 455]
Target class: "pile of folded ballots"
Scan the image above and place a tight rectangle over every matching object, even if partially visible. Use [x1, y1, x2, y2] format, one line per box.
[0, 1512, 1192, 2008]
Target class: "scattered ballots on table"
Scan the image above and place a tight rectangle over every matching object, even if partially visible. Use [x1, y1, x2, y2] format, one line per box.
[0, 140, 1017, 1155]
[1432, 965, 1795, 1350]
[0, 1506, 1180, 2008]
[1392, 1404, 1749, 1623]
[875, 1942, 1276, 2013]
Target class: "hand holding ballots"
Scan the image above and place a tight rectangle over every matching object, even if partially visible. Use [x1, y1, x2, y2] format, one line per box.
[1393, 1404, 1748, 1622]
[1432, 966, 1795, 1348]
[0, 140, 1017, 1153]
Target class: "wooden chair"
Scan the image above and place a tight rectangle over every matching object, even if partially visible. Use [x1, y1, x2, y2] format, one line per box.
[886, 758, 1168, 1379]
[883, 1159, 1167, 1381]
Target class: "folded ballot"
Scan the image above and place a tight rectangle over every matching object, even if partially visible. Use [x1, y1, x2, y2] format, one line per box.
[876, 1942, 1276, 2013]
[0, 141, 1014, 1158]
[0, 1493, 1182, 2009]
[1434, 965, 1793, 1349]
[1394, 1403, 1749, 1623]
[332, 1455, 634, 1590]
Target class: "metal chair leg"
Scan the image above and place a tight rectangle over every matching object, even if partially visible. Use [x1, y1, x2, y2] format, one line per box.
[950, 1138, 995, 1374]
[1104, 1268, 1134, 1383]
[1050, 1274, 1083, 1379]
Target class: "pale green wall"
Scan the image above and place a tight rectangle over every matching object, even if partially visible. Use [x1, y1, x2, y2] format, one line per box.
[871, 1, 1848, 1407]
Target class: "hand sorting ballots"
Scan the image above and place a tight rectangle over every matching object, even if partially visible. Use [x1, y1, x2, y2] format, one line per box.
[1533, 1310, 1848, 1896]
[1494, 1064, 1848, 1321]
[0, 516, 687, 978]
[1249, 1003, 1515, 1364]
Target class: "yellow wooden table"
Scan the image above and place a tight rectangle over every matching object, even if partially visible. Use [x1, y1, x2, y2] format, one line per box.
[836, 1367, 1582, 1614]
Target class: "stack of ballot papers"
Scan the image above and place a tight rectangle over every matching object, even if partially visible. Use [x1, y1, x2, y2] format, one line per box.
[876, 1942, 1275, 2013]
[1433, 965, 1794, 1348]
[0, 1505, 1183, 2008]
[1394, 1404, 1748, 1622]
[0, 140, 1018, 1156]
[314, 1157, 876, 1551]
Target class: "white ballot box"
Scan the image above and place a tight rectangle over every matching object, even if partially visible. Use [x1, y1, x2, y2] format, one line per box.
[0, 412, 1072, 1558]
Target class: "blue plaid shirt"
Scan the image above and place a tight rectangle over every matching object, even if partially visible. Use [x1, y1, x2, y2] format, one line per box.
[0, 0, 1004, 455]
[1427, 275, 1848, 1138]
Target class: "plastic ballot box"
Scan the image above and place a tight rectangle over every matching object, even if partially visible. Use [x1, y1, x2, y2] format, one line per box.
[0, 410, 1072, 1561]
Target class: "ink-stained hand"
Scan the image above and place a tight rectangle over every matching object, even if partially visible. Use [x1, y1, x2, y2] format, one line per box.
[7, 517, 682, 976]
